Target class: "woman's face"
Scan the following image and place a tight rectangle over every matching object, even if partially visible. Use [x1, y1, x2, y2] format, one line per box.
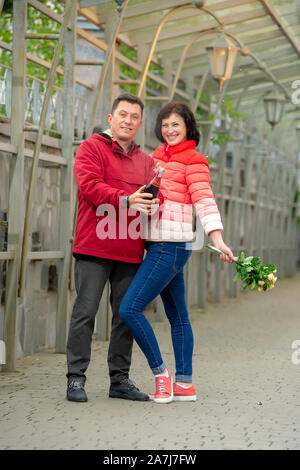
[161, 113, 187, 146]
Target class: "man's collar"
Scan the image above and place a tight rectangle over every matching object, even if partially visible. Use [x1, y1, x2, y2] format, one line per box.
[103, 128, 138, 156]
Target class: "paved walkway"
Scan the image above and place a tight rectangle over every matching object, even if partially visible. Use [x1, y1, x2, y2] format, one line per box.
[1, 272, 300, 450]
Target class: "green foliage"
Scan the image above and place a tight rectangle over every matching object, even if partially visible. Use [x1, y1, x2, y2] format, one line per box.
[119, 43, 138, 94]
[119, 43, 163, 94]
[221, 94, 244, 120]
[209, 94, 244, 148]
[2, 0, 13, 13]
[233, 252, 277, 292]
[211, 133, 233, 146]
[0, 1, 65, 87]
[195, 89, 210, 121]
[146, 62, 164, 93]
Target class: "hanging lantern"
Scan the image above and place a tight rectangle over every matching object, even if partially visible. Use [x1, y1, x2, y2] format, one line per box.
[263, 90, 286, 129]
[206, 33, 239, 91]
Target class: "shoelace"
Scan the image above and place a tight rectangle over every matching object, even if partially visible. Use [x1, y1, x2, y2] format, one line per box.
[68, 379, 84, 390]
[157, 378, 168, 395]
[120, 378, 139, 391]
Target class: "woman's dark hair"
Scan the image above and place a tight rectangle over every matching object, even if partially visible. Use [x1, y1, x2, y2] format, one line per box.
[155, 101, 200, 146]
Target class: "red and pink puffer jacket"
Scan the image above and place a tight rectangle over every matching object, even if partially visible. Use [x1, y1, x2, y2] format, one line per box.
[146, 140, 223, 241]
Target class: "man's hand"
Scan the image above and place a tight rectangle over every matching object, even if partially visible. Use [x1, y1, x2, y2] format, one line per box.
[147, 202, 159, 216]
[128, 186, 159, 214]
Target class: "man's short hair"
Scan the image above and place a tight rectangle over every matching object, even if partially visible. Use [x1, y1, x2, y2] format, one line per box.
[111, 93, 144, 116]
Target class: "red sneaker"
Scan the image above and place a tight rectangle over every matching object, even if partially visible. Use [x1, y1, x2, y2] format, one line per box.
[153, 371, 173, 404]
[173, 383, 197, 402]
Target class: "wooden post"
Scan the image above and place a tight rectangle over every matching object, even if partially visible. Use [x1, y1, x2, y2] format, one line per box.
[201, 83, 228, 302]
[286, 168, 298, 276]
[203, 82, 228, 157]
[214, 113, 227, 302]
[243, 137, 256, 253]
[93, 15, 118, 340]
[249, 137, 269, 258]
[135, 43, 148, 149]
[197, 250, 207, 308]
[56, 1, 76, 353]
[153, 55, 167, 318]
[96, 16, 115, 128]
[214, 86, 247, 300]
[87, 0, 129, 136]
[260, 152, 277, 266]
[277, 163, 289, 278]
[3, 0, 27, 371]
[18, 0, 74, 297]
[193, 68, 209, 115]
[280, 166, 291, 277]
[0, 0, 5, 15]
[227, 142, 243, 298]
[162, 58, 173, 94]
[197, 94, 211, 308]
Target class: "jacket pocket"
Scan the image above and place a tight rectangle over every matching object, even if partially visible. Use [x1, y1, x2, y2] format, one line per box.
[106, 176, 145, 193]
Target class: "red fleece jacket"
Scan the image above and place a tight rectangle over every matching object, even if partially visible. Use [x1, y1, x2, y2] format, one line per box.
[73, 133, 158, 263]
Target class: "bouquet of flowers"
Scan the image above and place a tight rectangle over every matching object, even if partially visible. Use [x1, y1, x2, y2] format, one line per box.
[205, 244, 277, 292]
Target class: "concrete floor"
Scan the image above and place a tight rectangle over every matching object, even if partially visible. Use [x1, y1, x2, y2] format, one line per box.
[1, 272, 300, 450]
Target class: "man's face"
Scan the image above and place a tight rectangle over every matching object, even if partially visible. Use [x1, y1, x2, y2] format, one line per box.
[107, 100, 143, 145]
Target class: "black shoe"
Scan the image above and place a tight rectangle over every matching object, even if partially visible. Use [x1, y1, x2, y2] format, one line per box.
[67, 376, 88, 402]
[109, 378, 149, 401]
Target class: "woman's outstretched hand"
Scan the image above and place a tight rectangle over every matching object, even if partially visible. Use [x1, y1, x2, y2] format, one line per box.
[208, 230, 235, 263]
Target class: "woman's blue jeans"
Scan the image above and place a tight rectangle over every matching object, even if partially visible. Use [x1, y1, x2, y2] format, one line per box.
[119, 241, 193, 383]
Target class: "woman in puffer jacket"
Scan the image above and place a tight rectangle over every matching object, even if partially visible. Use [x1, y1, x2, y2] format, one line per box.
[119, 102, 235, 404]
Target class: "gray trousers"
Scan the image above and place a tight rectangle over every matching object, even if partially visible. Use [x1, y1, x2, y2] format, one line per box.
[66, 257, 139, 384]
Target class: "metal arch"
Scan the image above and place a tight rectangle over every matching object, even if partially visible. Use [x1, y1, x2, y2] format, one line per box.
[140, 11, 297, 115]
[165, 21, 299, 160]
[167, 28, 260, 103]
[222, 31, 291, 102]
[137, 4, 224, 98]
[169, 28, 219, 102]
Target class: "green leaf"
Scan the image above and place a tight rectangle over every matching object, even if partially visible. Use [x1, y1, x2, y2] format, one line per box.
[265, 264, 276, 271]
[232, 273, 240, 282]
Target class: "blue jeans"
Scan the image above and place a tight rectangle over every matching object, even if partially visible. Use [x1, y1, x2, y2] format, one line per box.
[119, 241, 193, 383]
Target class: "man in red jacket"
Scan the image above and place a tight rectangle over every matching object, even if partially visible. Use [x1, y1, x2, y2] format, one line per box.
[66, 94, 159, 402]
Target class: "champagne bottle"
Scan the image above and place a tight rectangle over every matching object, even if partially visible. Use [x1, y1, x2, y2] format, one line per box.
[145, 166, 165, 198]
